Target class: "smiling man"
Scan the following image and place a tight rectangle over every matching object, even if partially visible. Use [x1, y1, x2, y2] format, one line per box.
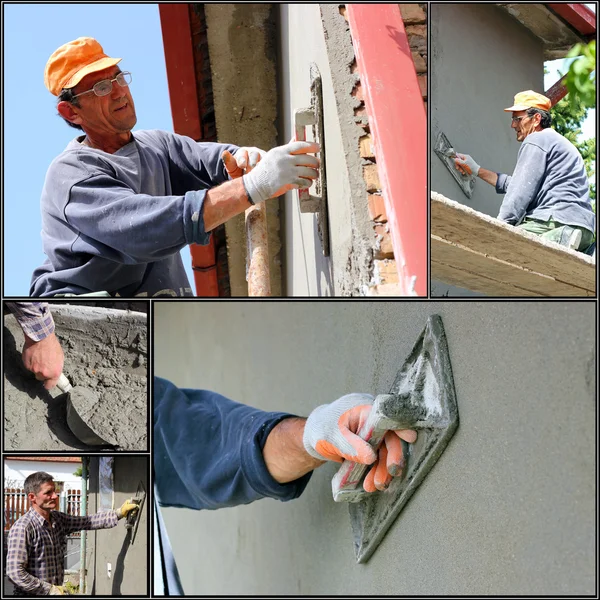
[454, 90, 595, 253]
[30, 37, 319, 297]
[5, 471, 138, 596]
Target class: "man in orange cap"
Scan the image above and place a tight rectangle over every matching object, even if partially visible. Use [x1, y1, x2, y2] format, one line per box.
[454, 90, 595, 253]
[31, 38, 320, 296]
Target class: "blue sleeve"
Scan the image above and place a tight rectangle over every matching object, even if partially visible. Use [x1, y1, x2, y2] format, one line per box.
[153, 376, 312, 510]
[496, 173, 511, 194]
[497, 142, 547, 225]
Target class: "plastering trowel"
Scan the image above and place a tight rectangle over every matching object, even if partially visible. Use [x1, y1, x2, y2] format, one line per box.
[434, 131, 476, 198]
[332, 315, 459, 563]
[56, 373, 117, 447]
[125, 481, 146, 545]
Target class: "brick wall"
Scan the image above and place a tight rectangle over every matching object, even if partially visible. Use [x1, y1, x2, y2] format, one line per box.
[341, 4, 427, 295]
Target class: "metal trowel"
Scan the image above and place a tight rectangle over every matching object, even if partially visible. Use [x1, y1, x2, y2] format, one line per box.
[434, 131, 476, 198]
[56, 373, 117, 447]
[331, 315, 459, 563]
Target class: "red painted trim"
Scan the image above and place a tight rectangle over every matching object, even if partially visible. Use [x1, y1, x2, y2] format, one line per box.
[159, 4, 218, 296]
[545, 76, 568, 107]
[547, 4, 596, 36]
[347, 4, 427, 296]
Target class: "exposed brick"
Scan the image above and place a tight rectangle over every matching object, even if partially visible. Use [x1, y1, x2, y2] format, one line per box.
[373, 223, 394, 258]
[366, 283, 404, 296]
[373, 259, 398, 284]
[350, 59, 359, 74]
[359, 134, 374, 159]
[363, 164, 381, 192]
[354, 103, 368, 118]
[339, 5, 348, 21]
[399, 4, 426, 24]
[351, 81, 364, 102]
[417, 74, 427, 99]
[412, 50, 427, 73]
[405, 24, 427, 38]
[367, 193, 387, 222]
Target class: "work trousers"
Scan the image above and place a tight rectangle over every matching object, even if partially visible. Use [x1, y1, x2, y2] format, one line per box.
[517, 217, 595, 252]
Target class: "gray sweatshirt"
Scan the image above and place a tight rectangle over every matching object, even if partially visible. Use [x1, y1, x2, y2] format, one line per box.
[496, 128, 595, 234]
[30, 130, 237, 297]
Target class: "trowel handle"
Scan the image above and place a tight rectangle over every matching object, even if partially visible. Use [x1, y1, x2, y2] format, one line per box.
[56, 373, 72, 394]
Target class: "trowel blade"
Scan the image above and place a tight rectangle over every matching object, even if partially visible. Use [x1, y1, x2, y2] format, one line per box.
[346, 315, 459, 563]
[65, 391, 116, 447]
[434, 131, 475, 198]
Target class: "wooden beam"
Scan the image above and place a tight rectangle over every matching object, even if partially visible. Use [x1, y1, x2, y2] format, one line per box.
[431, 192, 596, 297]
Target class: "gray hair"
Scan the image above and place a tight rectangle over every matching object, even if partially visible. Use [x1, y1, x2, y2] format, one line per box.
[24, 471, 54, 495]
[57, 88, 84, 131]
[526, 107, 552, 129]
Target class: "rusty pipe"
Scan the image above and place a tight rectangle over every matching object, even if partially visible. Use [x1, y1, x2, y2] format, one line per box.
[245, 203, 271, 296]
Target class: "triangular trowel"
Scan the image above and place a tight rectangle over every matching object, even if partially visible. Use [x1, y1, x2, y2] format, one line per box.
[331, 315, 459, 563]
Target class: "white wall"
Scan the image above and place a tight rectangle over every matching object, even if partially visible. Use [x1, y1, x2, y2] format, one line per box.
[4, 459, 82, 489]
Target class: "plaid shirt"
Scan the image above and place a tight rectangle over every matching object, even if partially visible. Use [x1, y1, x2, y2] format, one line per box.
[6, 508, 118, 596]
[4, 302, 55, 342]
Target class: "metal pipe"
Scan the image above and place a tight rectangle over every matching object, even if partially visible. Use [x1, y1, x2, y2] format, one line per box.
[245, 203, 271, 296]
[79, 457, 88, 594]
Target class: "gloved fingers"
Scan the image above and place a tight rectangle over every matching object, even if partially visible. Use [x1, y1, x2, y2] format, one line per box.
[336, 404, 378, 464]
[292, 154, 320, 168]
[283, 140, 321, 155]
[294, 166, 320, 182]
[384, 430, 404, 476]
[373, 444, 393, 490]
[363, 462, 378, 493]
[392, 429, 417, 444]
[247, 149, 264, 168]
[222, 150, 244, 179]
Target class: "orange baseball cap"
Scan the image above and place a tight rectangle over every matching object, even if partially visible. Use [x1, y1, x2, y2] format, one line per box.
[504, 90, 551, 112]
[44, 37, 121, 96]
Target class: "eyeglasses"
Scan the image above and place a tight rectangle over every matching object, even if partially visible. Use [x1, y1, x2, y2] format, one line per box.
[511, 115, 529, 124]
[72, 71, 132, 99]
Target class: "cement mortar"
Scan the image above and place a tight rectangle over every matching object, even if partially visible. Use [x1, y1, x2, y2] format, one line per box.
[4, 305, 147, 451]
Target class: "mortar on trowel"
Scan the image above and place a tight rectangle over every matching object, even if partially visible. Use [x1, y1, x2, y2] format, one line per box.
[331, 315, 459, 563]
[56, 373, 118, 447]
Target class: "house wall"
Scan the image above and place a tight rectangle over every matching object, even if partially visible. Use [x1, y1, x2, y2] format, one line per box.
[154, 301, 595, 595]
[86, 456, 148, 596]
[430, 3, 545, 297]
[4, 459, 81, 487]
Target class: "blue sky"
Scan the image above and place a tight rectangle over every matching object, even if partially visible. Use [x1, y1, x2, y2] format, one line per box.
[2, 5, 596, 296]
[3, 3, 195, 296]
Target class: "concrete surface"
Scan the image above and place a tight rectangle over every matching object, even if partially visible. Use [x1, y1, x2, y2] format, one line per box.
[87, 456, 148, 596]
[430, 3, 545, 297]
[278, 4, 371, 296]
[154, 301, 595, 595]
[3, 305, 148, 451]
[205, 4, 283, 297]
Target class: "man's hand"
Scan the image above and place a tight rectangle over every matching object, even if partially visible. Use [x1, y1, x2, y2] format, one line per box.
[454, 153, 480, 177]
[22, 332, 64, 390]
[241, 140, 320, 204]
[222, 147, 266, 179]
[116, 498, 139, 520]
[303, 394, 417, 492]
[49, 585, 67, 595]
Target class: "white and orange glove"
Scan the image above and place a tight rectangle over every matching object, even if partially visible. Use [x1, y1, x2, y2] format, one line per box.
[454, 153, 480, 177]
[222, 146, 266, 179]
[303, 394, 417, 493]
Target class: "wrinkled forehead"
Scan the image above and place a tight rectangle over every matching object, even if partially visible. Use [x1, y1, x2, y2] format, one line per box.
[37, 481, 56, 495]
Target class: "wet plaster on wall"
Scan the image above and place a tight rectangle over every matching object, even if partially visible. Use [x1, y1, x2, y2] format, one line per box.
[3, 306, 147, 451]
[430, 3, 544, 297]
[154, 301, 595, 595]
[278, 4, 369, 296]
[204, 4, 282, 297]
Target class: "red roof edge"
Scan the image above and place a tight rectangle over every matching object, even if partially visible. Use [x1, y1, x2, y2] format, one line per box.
[547, 4, 596, 37]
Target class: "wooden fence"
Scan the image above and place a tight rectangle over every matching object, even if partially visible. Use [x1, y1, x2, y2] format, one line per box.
[4, 488, 81, 531]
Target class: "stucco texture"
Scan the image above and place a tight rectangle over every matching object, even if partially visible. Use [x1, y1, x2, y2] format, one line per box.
[154, 301, 595, 595]
[430, 4, 545, 297]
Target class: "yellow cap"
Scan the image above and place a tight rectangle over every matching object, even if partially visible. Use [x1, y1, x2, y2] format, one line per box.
[504, 90, 551, 112]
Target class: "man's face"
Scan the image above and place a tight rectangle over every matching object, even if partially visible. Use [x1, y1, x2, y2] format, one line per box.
[511, 109, 538, 142]
[29, 481, 59, 511]
[70, 66, 137, 134]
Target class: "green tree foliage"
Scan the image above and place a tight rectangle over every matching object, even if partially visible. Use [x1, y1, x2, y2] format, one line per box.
[564, 41, 596, 110]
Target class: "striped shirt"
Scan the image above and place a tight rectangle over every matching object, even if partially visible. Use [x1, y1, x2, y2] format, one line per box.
[4, 302, 55, 342]
[6, 507, 118, 595]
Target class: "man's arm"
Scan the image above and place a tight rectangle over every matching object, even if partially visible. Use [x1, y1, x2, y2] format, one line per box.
[57, 509, 119, 535]
[5, 302, 63, 389]
[6, 523, 52, 595]
[497, 142, 547, 224]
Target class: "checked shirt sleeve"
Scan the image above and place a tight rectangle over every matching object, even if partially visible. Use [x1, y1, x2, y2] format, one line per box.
[5, 302, 55, 342]
[57, 510, 119, 535]
[6, 520, 52, 596]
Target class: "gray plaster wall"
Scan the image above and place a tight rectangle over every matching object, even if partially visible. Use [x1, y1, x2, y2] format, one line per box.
[278, 4, 370, 296]
[154, 301, 595, 595]
[430, 4, 545, 297]
[86, 456, 148, 596]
